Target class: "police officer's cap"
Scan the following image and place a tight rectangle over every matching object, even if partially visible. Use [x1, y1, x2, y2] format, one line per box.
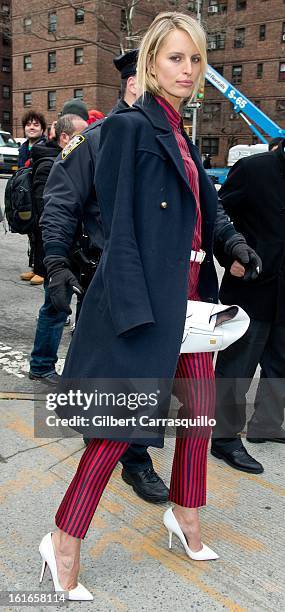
[113, 49, 138, 79]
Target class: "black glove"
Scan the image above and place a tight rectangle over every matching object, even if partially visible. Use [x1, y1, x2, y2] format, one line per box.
[44, 256, 83, 314]
[224, 234, 262, 281]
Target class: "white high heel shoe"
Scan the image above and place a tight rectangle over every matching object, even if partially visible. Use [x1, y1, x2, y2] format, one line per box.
[39, 533, 93, 601]
[163, 507, 219, 561]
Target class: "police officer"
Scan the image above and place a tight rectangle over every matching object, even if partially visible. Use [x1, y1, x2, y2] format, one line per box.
[41, 50, 170, 505]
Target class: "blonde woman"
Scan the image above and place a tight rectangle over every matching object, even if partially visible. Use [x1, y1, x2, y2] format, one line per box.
[39, 12, 219, 600]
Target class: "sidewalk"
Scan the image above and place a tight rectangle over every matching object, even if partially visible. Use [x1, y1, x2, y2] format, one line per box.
[1, 395, 284, 612]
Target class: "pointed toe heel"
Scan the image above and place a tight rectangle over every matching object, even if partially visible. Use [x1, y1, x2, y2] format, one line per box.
[163, 507, 219, 561]
[39, 532, 93, 601]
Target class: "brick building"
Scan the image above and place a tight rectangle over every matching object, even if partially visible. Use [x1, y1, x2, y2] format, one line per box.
[11, 0, 157, 136]
[0, 1, 12, 133]
[199, 0, 285, 165]
[11, 0, 285, 159]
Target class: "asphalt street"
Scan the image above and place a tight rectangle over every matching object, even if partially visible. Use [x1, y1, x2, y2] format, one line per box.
[0, 176, 284, 611]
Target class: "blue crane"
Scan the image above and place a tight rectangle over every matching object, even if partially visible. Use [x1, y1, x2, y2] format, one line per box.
[202, 66, 285, 184]
[205, 65, 285, 142]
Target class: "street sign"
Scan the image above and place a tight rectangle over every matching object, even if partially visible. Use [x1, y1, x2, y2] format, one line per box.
[185, 102, 201, 109]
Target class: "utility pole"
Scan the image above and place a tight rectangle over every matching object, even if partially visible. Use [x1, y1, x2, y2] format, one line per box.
[191, 0, 202, 144]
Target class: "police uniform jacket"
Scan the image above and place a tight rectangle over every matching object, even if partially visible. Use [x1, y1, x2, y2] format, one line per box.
[40, 100, 129, 257]
[216, 142, 285, 323]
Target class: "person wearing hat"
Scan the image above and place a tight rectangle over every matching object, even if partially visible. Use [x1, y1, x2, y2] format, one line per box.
[113, 48, 138, 109]
[61, 98, 89, 122]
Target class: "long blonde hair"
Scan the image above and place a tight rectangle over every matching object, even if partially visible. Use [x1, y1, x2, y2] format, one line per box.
[136, 12, 207, 101]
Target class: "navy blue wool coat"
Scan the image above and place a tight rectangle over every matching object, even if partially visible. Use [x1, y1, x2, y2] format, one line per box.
[60, 94, 219, 446]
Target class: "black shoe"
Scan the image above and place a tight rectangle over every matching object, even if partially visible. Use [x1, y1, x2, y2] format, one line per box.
[211, 443, 264, 474]
[247, 433, 285, 444]
[29, 371, 61, 385]
[121, 467, 169, 504]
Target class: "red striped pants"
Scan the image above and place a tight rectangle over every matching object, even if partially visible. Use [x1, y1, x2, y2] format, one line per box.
[55, 351, 215, 539]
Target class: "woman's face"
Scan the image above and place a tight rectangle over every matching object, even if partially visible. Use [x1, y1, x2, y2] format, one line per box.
[152, 28, 202, 110]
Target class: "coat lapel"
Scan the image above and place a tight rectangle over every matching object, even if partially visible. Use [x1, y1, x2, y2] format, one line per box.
[156, 132, 191, 190]
[134, 94, 190, 191]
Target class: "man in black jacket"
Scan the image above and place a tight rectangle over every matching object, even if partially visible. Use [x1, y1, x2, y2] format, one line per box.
[212, 141, 285, 474]
[29, 112, 88, 385]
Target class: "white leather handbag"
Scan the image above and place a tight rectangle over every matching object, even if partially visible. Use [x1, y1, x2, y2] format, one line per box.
[180, 300, 250, 353]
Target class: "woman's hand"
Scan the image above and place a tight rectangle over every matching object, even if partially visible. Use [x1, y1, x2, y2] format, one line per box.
[230, 260, 245, 277]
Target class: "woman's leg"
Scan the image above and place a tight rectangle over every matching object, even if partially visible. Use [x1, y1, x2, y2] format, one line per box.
[169, 352, 215, 551]
[52, 438, 130, 589]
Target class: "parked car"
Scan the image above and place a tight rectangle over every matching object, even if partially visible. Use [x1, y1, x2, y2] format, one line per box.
[14, 137, 26, 147]
[0, 130, 19, 174]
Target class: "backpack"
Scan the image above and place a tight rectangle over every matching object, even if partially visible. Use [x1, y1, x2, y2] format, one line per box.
[4, 166, 34, 234]
[4, 155, 55, 234]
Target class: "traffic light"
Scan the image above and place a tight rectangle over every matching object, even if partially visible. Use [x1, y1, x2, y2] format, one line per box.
[197, 81, 205, 100]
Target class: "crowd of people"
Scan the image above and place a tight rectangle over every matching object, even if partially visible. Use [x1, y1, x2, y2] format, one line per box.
[6, 10, 284, 602]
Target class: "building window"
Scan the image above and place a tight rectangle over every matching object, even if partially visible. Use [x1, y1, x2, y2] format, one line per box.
[232, 65, 243, 84]
[208, 0, 219, 13]
[2, 56, 10, 72]
[256, 63, 263, 79]
[24, 92, 32, 107]
[202, 102, 221, 121]
[259, 24, 266, 41]
[23, 17, 32, 32]
[213, 64, 224, 75]
[187, 1, 196, 10]
[207, 32, 226, 50]
[75, 8, 84, 23]
[201, 137, 219, 156]
[219, 1, 228, 13]
[74, 88, 83, 100]
[121, 8, 127, 31]
[48, 51, 56, 72]
[3, 110, 10, 124]
[74, 48, 84, 65]
[234, 27, 245, 48]
[48, 90, 56, 110]
[282, 23, 285, 43]
[236, 0, 246, 9]
[24, 55, 32, 71]
[208, 0, 227, 13]
[48, 12, 57, 33]
[2, 85, 10, 99]
[276, 99, 285, 113]
[279, 62, 285, 81]
[2, 31, 10, 46]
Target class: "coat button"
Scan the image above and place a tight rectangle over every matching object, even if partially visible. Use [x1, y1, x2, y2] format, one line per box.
[160, 201, 168, 209]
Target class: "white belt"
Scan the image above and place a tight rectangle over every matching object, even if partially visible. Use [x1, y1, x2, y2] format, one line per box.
[190, 249, 206, 264]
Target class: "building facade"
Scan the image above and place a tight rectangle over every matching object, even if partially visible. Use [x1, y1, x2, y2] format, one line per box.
[11, 0, 156, 135]
[198, 0, 285, 165]
[12, 0, 285, 162]
[0, 0, 12, 133]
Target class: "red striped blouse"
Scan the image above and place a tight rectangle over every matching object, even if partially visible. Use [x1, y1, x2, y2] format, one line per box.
[155, 95, 202, 300]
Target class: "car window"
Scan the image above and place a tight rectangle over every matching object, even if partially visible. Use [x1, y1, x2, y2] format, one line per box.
[0, 133, 19, 148]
